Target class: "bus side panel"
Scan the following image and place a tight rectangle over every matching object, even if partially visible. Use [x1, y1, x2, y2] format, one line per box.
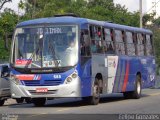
[122, 56, 155, 92]
[125, 57, 141, 92]
[141, 57, 149, 89]
[80, 59, 92, 97]
[141, 57, 156, 88]
[113, 56, 142, 93]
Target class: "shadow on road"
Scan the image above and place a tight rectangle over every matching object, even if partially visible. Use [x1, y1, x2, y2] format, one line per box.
[8, 93, 150, 108]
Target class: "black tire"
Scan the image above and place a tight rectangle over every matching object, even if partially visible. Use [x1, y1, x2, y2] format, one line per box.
[25, 98, 32, 103]
[123, 75, 141, 99]
[32, 98, 46, 107]
[82, 79, 100, 105]
[123, 92, 132, 99]
[0, 100, 5, 106]
[16, 98, 24, 103]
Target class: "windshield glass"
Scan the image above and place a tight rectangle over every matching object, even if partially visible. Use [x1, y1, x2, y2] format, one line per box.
[12, 25, 78, 68]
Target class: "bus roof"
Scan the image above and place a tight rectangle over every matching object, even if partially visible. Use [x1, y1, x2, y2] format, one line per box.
[17, 16, 152, 34]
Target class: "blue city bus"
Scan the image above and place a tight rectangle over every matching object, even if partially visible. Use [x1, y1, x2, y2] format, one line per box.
[9, 14, 155, 106]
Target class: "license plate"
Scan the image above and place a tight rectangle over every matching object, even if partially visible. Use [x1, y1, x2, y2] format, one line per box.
[36, 88, 48, 93]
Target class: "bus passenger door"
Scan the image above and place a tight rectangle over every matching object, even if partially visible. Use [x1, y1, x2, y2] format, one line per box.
[107, 56, 119, 93]
[92, 54, 108, 94]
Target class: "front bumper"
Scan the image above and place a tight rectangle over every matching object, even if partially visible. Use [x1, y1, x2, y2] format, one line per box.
[10, 77, 81, 98]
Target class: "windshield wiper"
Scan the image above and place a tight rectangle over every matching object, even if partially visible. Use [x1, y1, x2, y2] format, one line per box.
[48, 39, 59, 67]
[24, 37, 42, 68]
[24, 47, 41, 68]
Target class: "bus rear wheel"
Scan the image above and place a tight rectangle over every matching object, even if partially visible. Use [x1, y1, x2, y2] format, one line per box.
[32, 98, 46, 107]
[132, 75, 141, 99]
[123, 75, 141, 99]
[82, 79, 100, 105]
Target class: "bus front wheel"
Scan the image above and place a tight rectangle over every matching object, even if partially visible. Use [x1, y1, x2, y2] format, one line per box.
[16, 98, 24, 103]
[25, 98, 32, 103]
[82, 79, 100, 105]
[32, 98, 46, 107]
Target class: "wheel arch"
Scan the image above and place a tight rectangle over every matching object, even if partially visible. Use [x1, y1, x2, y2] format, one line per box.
[136, 72, 141, 79]
[95, 73, 103, 93]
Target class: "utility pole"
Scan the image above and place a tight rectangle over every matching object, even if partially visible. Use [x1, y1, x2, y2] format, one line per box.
[33, 0, 36, 18]
[140, 0, 143, 28]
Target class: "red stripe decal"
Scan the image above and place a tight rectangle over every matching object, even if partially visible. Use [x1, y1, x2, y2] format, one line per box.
[122, 62, 129, 92]
[16, 59, 32, 65]
[16, 75, 35, 80]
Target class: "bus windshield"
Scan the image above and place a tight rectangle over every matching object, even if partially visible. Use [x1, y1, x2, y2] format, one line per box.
[12, 25, 78, 68]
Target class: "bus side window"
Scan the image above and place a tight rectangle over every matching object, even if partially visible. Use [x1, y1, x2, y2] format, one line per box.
[80, 30, 90, 56]
[114, 30, 125, 55]
[90, 25, 103, 53]
[103, 28, 114, 54]
[133, 33, 138, 55]
[137, 33, 144, 56]
[126, 31, 135, 56]
[146, 34, 153, 56]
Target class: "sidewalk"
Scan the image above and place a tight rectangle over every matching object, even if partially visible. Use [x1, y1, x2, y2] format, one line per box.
[4, 99, 16, 106]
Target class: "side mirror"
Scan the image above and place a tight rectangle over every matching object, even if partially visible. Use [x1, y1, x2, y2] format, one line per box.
[2, 72, 10, 77]
[1, 65, 10, 78]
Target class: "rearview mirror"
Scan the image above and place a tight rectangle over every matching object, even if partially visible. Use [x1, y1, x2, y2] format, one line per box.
[1, 65, 10, 78]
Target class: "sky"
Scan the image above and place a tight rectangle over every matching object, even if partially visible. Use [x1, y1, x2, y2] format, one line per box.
[114, 0, 147, 13]
[114, 0, 160, 17]
[1, 0, 20, 13]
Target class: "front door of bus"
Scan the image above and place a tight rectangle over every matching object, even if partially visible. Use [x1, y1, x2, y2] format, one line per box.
[107, 56, 118, 93]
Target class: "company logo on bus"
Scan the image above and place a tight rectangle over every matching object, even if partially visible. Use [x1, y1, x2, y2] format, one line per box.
[53, 74, 61, 79]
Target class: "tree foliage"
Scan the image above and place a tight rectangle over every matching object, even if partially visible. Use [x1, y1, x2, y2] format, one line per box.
[0, 8, 18, 60]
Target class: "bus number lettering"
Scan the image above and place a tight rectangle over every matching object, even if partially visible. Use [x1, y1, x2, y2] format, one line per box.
[37, 28, 62, 34]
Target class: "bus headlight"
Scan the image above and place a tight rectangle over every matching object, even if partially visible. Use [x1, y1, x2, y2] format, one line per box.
[66, 77, 72, 83]
[65, 72, 78, 84]
[10, 75, 21, 85]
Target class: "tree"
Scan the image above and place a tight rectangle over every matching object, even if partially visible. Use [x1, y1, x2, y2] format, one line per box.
[0, 8, 18, 50]
[143, 13, 155, 27]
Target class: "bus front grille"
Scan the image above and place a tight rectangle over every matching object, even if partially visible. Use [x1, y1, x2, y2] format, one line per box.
[28, 90, 57, 95]
[22, 80, 62, 86]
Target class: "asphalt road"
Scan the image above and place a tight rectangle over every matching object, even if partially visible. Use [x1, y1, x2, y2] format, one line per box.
[1, 88, 160, 120]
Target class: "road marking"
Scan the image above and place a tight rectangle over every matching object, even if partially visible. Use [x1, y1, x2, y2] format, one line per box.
[149, 92, 160, 96]
[28, 113, 47, 117]
[57, 108, 70, 112]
